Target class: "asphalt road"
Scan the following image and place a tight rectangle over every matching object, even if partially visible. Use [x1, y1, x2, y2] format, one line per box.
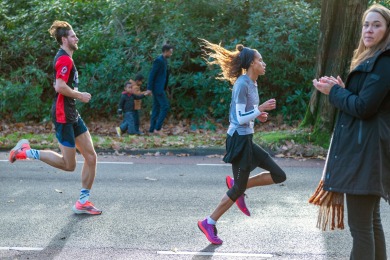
[0, 152, 389, 260]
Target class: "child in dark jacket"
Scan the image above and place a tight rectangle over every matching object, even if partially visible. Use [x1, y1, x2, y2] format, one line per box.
[116, 81, 151, 136]
[129, 74, 146, 134]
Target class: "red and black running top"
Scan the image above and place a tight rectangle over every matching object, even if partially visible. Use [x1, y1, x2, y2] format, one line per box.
[51, 48, 79, 123]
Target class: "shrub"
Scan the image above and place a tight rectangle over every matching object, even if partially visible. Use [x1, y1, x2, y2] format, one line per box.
[245, 0, 320, 123]
[0, 0, 321, 126]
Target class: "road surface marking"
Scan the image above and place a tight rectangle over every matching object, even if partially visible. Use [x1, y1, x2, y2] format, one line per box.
[0, 247, 43, 251]
[157, 251, 272, 257]
[77, 161, 134, 165]
[0, 160, 133, 165]
[196, 163, 230, 166]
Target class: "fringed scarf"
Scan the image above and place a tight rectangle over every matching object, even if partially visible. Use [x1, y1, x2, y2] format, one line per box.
[308, 180, 344, 230]
[308, 136, 345, 231]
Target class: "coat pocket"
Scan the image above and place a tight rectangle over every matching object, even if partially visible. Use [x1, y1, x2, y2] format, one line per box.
[358, 120, 363, 145]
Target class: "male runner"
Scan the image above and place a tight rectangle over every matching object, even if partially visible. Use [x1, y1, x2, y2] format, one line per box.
[9, 20, 102, 215]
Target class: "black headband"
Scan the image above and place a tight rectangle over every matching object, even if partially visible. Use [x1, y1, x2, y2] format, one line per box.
[239, 47, 256, 70]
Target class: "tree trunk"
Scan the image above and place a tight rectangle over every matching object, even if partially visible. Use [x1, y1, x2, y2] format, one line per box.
[301, 0, 369, 145]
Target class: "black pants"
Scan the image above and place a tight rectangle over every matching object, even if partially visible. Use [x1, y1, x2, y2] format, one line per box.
[347, 194, 387, 260]
[226, 142, 286, 202]
[134, 110, 140, 132]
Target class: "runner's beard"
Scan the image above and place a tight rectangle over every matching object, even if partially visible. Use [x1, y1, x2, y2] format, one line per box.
[69, 43, 78, 51]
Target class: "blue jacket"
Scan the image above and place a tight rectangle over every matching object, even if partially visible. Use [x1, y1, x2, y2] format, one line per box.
[324, 44, 390, 203]
[147, 54, 169, 94]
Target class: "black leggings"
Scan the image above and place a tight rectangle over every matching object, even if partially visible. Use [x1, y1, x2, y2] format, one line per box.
[226, 144, 286, 201]
[347, 194, 387, 260]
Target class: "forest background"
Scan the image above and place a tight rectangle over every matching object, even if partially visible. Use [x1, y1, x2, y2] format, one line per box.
[1, 0, 389, 156]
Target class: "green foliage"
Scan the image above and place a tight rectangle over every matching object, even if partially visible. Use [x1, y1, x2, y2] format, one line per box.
[246, 0, 320, 124]
[370, 0, 390, 7]
[1, 0, 321, 125]
[0, 66, 47, 121]
[282, 89, 313, 124]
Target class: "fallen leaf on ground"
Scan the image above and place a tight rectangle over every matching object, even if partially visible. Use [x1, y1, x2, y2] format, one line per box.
[206, 154, 223, 158]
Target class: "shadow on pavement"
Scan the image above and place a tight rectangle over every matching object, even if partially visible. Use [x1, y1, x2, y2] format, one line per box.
[21, 214, 97, 260]
[192, 244, 222, 260]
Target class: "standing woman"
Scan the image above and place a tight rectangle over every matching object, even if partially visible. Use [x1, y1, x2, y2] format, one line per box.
[197, 39, 286, 245]
[313, 4, 390, 259]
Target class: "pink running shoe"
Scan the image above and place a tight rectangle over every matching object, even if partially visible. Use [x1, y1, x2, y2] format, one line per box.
[226, 175, 251, 216]
[197, 218, 223, 245]
[72, 201, 102, 215]
[9, 139, 30, 163]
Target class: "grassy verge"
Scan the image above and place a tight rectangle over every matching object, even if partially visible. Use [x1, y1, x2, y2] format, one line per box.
[1, 128, 329, 158]
[0, 132, 226, 151]
[255, 129, 330, 149]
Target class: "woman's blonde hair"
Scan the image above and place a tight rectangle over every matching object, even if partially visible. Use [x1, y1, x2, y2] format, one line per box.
[350, 4, 390, 71]
[48, 20, 73, 45]
[200, 39, 247, 85]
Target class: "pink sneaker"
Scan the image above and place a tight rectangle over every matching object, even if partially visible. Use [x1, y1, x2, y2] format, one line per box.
[72, 201, 102, 215]
[226, 176, 251, 216]
[9, 139, 30, 163]
[197, 218, 223, 245]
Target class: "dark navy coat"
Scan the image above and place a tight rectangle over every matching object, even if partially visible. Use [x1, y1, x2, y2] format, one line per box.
[147, 54, 169, 94]
[324, 45, 390, 203]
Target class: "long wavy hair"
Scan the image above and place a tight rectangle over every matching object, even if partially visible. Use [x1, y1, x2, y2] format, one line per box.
[200, 39, 247, 85]
[350, 4, 390, 71]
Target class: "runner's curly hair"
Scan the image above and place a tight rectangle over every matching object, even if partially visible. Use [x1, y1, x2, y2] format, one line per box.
[200, 38, 245, 85]
[48, 20, 73, 45]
